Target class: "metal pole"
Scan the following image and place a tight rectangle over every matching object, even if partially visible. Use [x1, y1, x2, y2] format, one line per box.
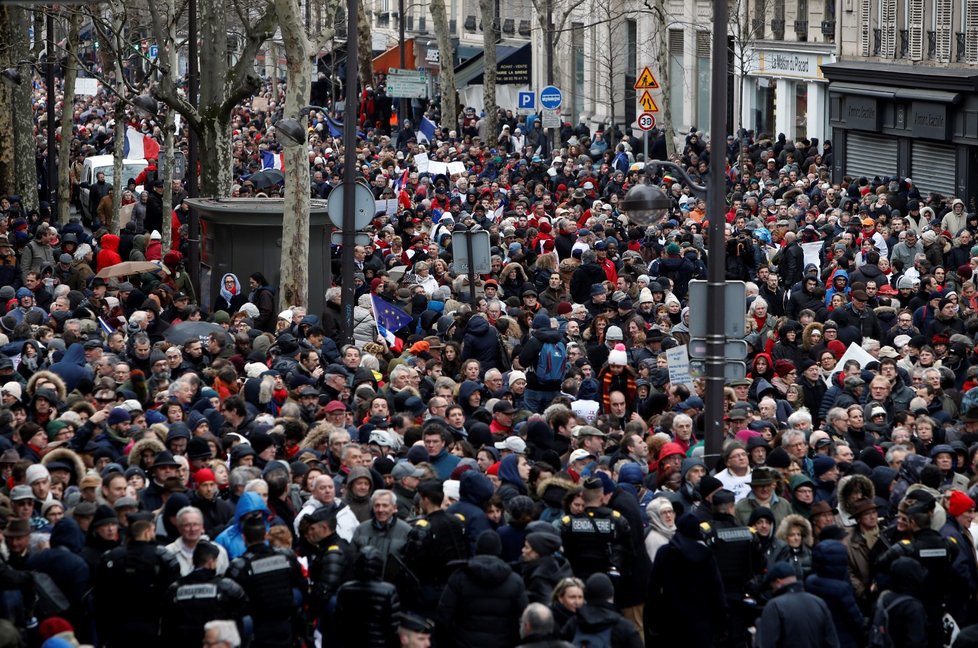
[643, 130, 648, 163]
[705, 0, 729, 459]
[46, 11, 56, 208]
[545, 0, 554, 156]
[398, 0, 408, 129]
[340, 0, 360, 345]
[465, 231, 476, 305]
[187, 0, 201, 299]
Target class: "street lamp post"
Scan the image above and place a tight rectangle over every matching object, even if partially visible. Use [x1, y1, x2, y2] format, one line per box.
[46, 11, 56, 208]
[186, 0, 201, 300]
[340, 0, 360, 345]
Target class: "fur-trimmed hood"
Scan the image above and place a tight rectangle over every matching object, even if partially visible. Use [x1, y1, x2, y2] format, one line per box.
[776, 513, 813, 547]
[536, 474, 580, 509]
[838, 474, 875, 512]
[128, 436, 166, 467]
[298, 422, 336, 454]
[26, 370, 67, 402]
[41, 447, 87, 486]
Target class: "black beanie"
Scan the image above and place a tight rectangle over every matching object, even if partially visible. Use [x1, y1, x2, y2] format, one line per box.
[475, 529, 502, 557]
[585, 573, 615, 602]
[526, 532, 561, 557]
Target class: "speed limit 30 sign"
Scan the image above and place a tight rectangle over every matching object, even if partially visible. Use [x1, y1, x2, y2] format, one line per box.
[638, 112, 656, 131]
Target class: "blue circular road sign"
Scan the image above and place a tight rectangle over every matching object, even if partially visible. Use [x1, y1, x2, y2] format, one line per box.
[540, 86, 562, 110]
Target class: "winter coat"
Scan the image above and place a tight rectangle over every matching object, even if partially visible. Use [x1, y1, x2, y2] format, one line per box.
[563, 601, 643, 648]
[250, 284, 277, 332]
[461, 315, 502, 376]
[351, 517, 412, 582]
[96, 234, 122, 272]
[519, 553, 573, 604]
[47, 343, 94, 394]
[436, 553, 528, 648]
[646, 531, 727, 646]
[215, 493, 269, 560]
[447, 471, 495, 554]
[608, 487, 652, 609]
[804, 540, 865, 648]
[882, 557, 929, 648]
[754, 582, 840, 648]
[333, 549, 401, 648]
[26, 518, 90, 614]
[189, 491, 235, 539]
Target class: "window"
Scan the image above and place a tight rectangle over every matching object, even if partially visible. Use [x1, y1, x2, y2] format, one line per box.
[879, 0, 897, 55]
[669, 29, 685, 126]
[795, 83, 808, 139]
[572, 23, 585, 124]
[934, 0, 952, 61]
[908, 0, 925, 59]
[696, 31, 710, 130]
[965, 0, 978, 61]
[860, 0, 873, 55]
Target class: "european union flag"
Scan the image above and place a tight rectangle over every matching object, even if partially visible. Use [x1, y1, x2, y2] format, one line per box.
[371, 294, 413, 334]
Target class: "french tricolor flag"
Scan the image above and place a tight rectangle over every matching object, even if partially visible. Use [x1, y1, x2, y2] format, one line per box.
[377, 323, 404, 352]
[123, 126, 161, 160]
[261, 151, 285, 171]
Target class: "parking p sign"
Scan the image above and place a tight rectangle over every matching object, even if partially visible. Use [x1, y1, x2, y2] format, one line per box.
[517, 91, 535, 113]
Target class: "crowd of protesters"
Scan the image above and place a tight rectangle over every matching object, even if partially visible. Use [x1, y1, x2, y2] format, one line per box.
[5, 69, 978, 648]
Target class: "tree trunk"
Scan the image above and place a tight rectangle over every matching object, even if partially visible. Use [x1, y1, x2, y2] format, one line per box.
[357, 0, 373, 95]
[429, 0, 456, 133]
[161, 0, 177, 251]
[0, 4, 17, 198]
[58, 12, 80, 224]
[6, 5, 39, 211]
[275, 0, 313, 309]
[479, 0, 498, 147]
[111, 107, 125, 234]
[198, 115, 234, 197]
[653, 0, 676, 158]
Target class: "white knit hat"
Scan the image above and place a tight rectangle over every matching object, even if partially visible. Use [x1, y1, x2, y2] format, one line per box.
[26, 464, 50, 485]
[608, 343, 628, 366]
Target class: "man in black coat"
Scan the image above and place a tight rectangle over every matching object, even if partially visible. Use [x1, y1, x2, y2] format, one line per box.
[570, 250, 608, 304]
[436, 530, 528, 648]
[561, 573, 642, 648]
[144, 180, 165, 234]
[303, 507, 355, 626]
[517, 603, 575, 648]
[754, 561, 840, 648]
[334, 546, 401, 648]
[95, 518, 181, 648]
[778, 231, 805, 290]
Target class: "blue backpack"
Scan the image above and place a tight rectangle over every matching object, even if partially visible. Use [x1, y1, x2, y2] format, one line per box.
[535, 341, 567, 383]
[572, 625, 613, 648]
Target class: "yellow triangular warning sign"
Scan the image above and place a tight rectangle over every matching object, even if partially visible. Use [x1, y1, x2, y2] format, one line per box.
[634, 67, 659, 90]
[639, 90, 659, 112]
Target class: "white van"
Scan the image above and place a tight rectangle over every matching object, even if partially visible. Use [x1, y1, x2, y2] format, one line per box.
[78, 155, 148, 220]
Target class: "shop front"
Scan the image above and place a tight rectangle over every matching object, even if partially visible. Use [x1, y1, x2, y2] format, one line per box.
[741, 43, 835, 142]
[822, 61, 978, 200]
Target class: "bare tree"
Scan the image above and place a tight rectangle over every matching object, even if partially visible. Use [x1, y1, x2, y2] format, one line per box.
[479, 0, 498, 146]
[57, 12, 81, 224]
[729, 0, 773, 169]
[0, 4, 39, 211]
[428, 0, 456, 131]
[528, 0, 584, 91]
[357, 0, 373, 94]
[273, 0, 341, 309]
[147, 0, 278, 197]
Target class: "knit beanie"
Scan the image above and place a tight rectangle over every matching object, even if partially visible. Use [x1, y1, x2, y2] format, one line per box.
[607, 343, 628, 366]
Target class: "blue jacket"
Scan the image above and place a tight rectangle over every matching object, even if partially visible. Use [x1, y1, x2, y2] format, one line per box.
[26, 518, 90, 608]
[447, 471, 494, 553]
[804, 540, 864, 648]
[215, 492, 269, 560]
[428, 448, 460, 481]
[48, 343, 94, 393]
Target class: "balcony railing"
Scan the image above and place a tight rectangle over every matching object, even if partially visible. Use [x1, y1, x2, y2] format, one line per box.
[899, 28, 909, 57]
[794, 19, 808, 39]
[771, 19, 785, 39]
[752, 18, 766, 38]
[927, 30, 936, 58]
[956, 32, 966, 61]
[873, 28, 882, 55]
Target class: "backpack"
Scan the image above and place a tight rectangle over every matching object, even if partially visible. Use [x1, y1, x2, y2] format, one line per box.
[868, 591, 912, 648]
[534, 341, 567, 383]
[572, 624, 613, 648]
[31, 571, 70, 619]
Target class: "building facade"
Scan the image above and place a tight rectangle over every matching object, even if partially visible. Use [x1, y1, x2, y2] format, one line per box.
[824, 0, 978, 199]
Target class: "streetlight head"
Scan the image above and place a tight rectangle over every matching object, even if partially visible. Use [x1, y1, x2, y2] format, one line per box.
[1, 68, 22, 85]
[132, 95, 159, 117]
[621, 182, 671, 226]
[274, 118, 306, 146]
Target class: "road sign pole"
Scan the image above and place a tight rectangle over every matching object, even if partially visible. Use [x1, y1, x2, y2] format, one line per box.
[465, 232, 476, 304]
[643, 131, 648, 163]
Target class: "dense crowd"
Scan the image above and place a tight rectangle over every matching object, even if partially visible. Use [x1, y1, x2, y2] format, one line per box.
[4, 70, 978, 648]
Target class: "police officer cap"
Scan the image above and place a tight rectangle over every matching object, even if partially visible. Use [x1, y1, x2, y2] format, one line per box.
[307, 507, 336, 526]
[398, 612, 434, 634]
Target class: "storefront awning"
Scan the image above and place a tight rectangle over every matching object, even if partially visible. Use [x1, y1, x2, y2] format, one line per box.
[373, 39, 415, 73]
[453, 41, 532, 87]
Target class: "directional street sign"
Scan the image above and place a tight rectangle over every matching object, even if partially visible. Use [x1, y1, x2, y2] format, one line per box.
[540, 85, 562, 110]
[688, 338, 749, 360]
[634, 66, 660, 89]
[517, 91, 536, 113]
[639, 91, 659, 112]
[689, 359, 748, 380]
[386, 68, 429, 99]
[637, 112, 656, 131]
[687, 280, 747, 339]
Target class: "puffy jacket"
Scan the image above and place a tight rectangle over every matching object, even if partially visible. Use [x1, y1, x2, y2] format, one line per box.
[518, 325, 565, 391]
[520, 553, 573, 604]
[562, 601, 643, 648]
[334, 547, 401, 648]
[215, 493, 269, 560]
[351, 516, 412, 582]
[47, 343, 94, 393]
[436, 554, 529, 648]
[461, 316, 502, 376]
[804, 540, 865, 648]
[26, 518, 90, 612]
[96, 234, 122, 272]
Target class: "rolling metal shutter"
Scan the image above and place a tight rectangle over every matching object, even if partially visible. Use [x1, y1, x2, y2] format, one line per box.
[911, 140, 956, 197]
[846, 132, 897, 180]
